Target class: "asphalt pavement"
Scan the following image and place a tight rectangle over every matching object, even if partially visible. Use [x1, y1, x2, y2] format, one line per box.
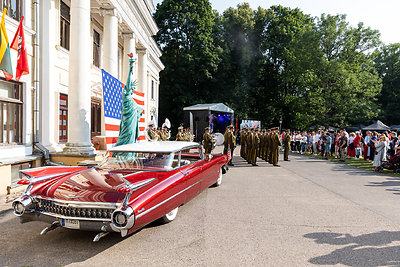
[2, 147, 400, 266]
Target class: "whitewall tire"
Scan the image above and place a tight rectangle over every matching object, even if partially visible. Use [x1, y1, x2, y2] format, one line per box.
[212, 169, 223, 187]
[158, 207, 179, 224]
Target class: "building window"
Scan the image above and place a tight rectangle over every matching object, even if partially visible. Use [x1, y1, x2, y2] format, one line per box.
[1, 0, 24, 21]
[91, 99, 101, 138]
[11, 161, 31, 183]
[151, 80, 155, 100]
[93, 30, 100, 68]
[59, 94, 68, 142]
[0, 79, 22, 145]
[60, 1, 70, 50]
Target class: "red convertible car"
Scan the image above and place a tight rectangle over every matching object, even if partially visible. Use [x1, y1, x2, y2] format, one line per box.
[12, 141, 228, 241]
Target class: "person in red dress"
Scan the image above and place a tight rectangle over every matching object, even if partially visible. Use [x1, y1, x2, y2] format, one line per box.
[353, 131, 362, 158]
[347, 132, 356, 158]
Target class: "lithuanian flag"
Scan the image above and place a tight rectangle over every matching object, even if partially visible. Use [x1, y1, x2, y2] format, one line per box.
[0, 9, 13, 80]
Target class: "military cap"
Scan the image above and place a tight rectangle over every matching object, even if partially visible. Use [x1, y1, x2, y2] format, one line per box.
[148, 121, 155, 126]
[178, 126, 183, 130]
[205, 126, 210, 130]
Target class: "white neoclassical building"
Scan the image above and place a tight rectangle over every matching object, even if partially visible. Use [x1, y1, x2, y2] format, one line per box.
[0, 0, 164, 194]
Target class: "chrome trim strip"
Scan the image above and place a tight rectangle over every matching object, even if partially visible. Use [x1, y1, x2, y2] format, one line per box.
[45, 170, 83, 196]
[136, 170, 218, 219]
[121, 176, 157, 208]
[27, 172, 72, 184]
[35, 196, 121, 209]
[37, 211, 112, 222]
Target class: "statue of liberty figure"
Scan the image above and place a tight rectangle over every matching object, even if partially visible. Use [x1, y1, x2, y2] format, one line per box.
[115, 54, 143, 149]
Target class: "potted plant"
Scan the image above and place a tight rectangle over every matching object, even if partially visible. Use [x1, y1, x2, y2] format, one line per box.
[92, 138, 100, 150]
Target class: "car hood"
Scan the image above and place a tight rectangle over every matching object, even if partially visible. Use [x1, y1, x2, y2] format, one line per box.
[32, 168, 154, 204]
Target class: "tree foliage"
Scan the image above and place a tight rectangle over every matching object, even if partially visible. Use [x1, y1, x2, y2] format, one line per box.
[374, 44, 400, 125]
[154, 0, 217, 129]
[154, 2, 392, 130]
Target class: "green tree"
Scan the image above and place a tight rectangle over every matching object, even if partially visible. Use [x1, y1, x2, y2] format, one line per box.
[314, 14, 381, 127]
[257, 5, 318, 129]
[374, 43, 400, 124]
[154, 0, 218, 128]
[211, 3, 258, 119]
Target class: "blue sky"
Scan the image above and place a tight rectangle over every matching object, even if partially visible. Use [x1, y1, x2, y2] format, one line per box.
[153, 0, 400, 45]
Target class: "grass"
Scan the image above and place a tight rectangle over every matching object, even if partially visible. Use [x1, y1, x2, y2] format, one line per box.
[297, 151, 400, 177]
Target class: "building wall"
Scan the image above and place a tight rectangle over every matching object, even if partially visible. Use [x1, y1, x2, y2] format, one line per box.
[0, 0, 164, 194]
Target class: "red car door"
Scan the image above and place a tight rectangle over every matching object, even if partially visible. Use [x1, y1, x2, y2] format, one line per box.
[199, 157, 220, 190]
[179, 160, 204, 202]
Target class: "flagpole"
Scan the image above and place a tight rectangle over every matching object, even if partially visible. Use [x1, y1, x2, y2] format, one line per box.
[33, 1, 40, 144]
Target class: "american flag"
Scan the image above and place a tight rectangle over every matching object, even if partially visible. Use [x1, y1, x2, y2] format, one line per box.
[59, 94, 67, 142]
[102, 69, 146, 150]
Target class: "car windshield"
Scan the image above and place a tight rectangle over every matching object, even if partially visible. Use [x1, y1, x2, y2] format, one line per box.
[99, 152, 175, 170]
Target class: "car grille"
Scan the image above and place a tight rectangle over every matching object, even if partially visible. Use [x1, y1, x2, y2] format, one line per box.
[36, 198, 115, 220]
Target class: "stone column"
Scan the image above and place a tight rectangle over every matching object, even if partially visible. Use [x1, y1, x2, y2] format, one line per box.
[63, 0, 94, 156]
[101, 8, 119, 77]
[137, 49, 147, 93]
[122, 32, 136, 83]
[39, 0, 57, 151]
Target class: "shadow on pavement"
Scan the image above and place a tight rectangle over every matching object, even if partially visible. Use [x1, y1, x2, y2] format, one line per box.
[304, 231, 400, 266]
[0, 213, 164, 266]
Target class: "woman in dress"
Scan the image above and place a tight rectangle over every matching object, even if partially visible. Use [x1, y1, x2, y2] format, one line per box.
[372, 135, 388, 171]
[335, 133, 340, 158]
[347, 132, 356, 158]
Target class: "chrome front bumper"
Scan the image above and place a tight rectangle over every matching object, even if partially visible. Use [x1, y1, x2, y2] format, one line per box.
[18, 211, 116, 232]
[13, 196, 127, 234]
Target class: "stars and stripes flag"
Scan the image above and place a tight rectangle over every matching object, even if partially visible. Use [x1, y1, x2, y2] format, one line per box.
[102, 69, 146, 150]
[59, 94, 67, 142]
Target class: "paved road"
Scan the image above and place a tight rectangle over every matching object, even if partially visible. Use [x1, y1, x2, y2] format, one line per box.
[2, 148, 400, 266]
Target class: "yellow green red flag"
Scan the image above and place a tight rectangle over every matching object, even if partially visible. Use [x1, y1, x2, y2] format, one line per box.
[0, 9, 13, 80]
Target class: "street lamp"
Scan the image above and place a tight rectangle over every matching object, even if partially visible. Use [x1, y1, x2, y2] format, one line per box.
[279, 116, 282, 133]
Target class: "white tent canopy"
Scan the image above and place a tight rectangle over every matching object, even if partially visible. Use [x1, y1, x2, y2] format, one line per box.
[183, 103, 234, 114]
[362, 120, 390, 131]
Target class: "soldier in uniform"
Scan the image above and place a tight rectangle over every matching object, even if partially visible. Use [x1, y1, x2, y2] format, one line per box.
[203, 127, 214, 155]
[224, 125, 236, 166]
[246, 128, 253, 164]
[264, 129, 269, 160]
[147, 122, 158, 141]
[250, 128, 260, 166]
[243, 128, 249, 160]
[283, 129, 291, 161]
[255, 128, 260, 158]
[266, 129, 273, 163]
[260, 129, 266, 160]
[271, 127, 282, 166]
[156, 127, 163, 141]
[240, 128, 246, 159]
[176, 126, 185, 141]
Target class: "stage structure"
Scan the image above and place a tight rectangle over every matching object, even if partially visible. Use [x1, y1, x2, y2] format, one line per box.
[183, 103, 234, 142]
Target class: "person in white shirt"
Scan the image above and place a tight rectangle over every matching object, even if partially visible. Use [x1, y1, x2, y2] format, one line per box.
[313, 132, 320, 155]
[300, 132, 307, 154]
[295, 132, 302, 152]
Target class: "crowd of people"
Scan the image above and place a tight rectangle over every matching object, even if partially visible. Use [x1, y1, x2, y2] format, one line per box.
[288, 129, 399, 171]
[148, 121, 400, 173]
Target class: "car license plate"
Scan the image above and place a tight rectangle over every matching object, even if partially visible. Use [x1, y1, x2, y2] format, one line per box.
[61, 218, 80, 229]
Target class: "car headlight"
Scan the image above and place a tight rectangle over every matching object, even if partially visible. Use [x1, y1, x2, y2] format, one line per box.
[12, 196, 33, 216]
[111, 206, 135, 229]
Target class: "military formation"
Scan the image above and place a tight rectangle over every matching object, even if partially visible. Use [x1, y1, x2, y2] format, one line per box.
[148, 121, 291, 167]
[146, 121, 171, 141]
[175, 126, 194, 141]
[240, 127, 283, 166]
